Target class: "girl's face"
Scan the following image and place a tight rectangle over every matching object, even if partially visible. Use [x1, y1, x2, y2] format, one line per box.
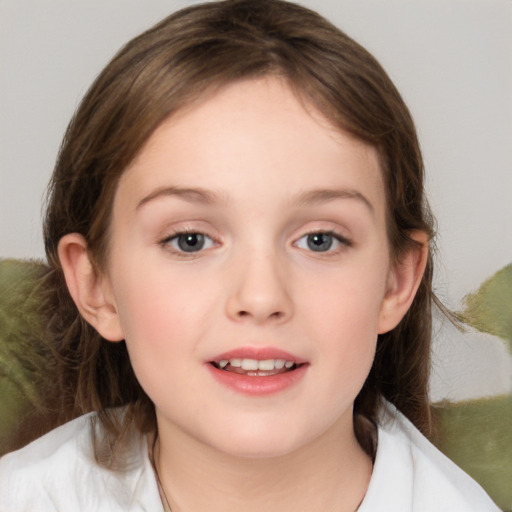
[101, 77, 398, 458]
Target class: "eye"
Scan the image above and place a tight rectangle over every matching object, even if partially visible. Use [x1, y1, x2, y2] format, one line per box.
[163, 232, 215, 253]
[295, 231, 349, 253]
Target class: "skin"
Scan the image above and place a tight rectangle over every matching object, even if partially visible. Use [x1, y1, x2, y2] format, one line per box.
[59, 77, 427, 512]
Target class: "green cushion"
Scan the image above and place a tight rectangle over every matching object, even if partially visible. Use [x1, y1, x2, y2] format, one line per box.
[0, 258, 54, 452]
[433, 397, 512, 511]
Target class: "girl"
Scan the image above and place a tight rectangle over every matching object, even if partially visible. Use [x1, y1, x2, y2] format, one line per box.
[0, 0, 500, 510]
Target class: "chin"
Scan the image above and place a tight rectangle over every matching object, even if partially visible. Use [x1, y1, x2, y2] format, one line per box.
[201, 418, 317, 460]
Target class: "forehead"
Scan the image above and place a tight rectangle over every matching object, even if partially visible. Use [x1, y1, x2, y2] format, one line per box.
[117, 77, 385, 214]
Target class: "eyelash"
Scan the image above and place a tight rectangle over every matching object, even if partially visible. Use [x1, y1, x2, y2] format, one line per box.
[159, 229, 217, 257]
[159, 228, 352, 257]
[294, 230, 352, 255]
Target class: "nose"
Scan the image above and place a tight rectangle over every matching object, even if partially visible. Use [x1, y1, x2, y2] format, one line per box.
[225, 250, 293, 324]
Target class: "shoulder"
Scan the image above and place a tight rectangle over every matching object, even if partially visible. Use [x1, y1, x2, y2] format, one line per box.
[0, 411, 163, 512]
[359, 401, 501, 512]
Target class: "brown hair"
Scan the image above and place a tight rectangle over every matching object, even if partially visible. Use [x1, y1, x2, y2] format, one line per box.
[40, 0, 439, 463]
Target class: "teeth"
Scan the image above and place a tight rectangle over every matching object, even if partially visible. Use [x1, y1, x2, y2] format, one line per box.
[258, 359, 275, 371]
[217, 358, 296, 371]
[241, 359, 259, 371]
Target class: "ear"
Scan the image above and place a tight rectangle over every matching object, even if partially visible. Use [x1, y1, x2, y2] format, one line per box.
[58, 233, 124, 342]
[378, 231, 429, 334]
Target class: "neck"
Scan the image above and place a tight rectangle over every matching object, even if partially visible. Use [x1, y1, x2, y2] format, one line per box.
[154, 414, 372, 512]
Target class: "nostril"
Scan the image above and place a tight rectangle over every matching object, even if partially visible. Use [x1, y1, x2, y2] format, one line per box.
[236, 310, 283, 320]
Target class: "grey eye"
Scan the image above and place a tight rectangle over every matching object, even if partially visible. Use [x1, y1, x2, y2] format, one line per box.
[305, 233, 334, 252]
[295, 231, 348, 253]
[178, 233, 204, 252]
[168, 233, 214, 252]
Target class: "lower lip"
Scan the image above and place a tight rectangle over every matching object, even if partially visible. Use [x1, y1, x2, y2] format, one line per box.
[206, 363, 308, 395]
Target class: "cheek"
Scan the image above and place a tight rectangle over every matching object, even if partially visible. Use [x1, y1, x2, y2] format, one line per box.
[110, 267, 183, 358]
[110, 268, 205, 406]
[297, 261, 387, 383]
[317, 298, 379, 384]
[109, 258, 222, 376]
[301, 264, 387, 337]
[113, 254, 200, 329]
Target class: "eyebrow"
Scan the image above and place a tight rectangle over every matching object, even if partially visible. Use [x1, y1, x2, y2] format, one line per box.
[136, 185, 374, 213]
[293, 188, 374, 213]
[136, 186, 225, 209]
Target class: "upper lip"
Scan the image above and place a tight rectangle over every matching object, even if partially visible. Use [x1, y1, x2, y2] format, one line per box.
[209, 346, 308, 364]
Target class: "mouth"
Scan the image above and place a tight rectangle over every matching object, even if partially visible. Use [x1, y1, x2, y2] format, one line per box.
[207, 350, 308, 394]
[210, 358, 303, 377]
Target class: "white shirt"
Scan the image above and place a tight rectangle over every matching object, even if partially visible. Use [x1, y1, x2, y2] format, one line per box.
[0, 403, 500, 511]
